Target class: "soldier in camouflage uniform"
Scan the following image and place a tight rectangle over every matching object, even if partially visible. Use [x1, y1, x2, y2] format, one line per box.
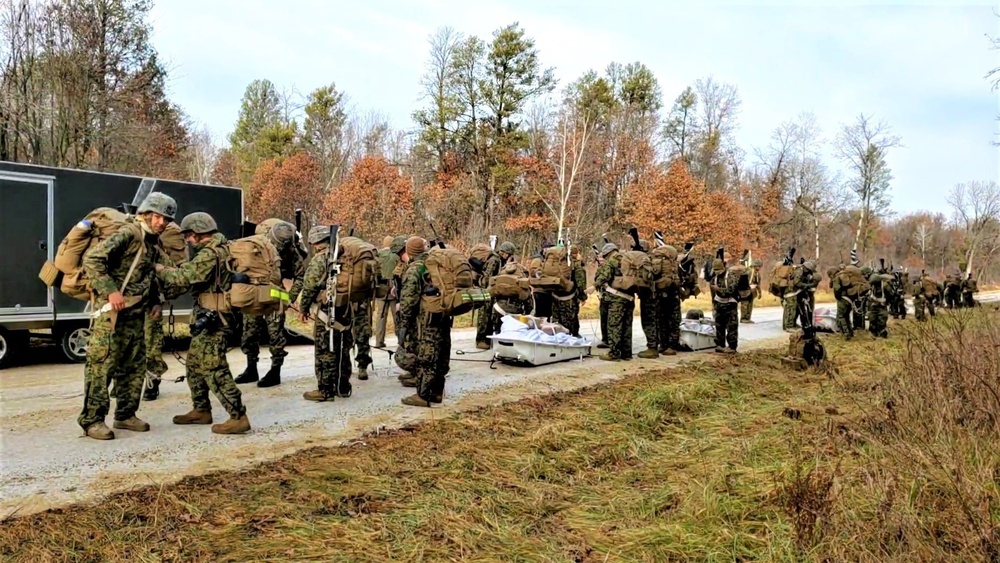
[298, 225, 354, 401]
[867, 271, 891, 338]
[235, 219, 305, 388]
[793, 261, 820, 330]
[488, 242, 530, 329]
[654, 244, 682, 356]
[635, 240, 660, 359]
[550, 245, 587, 338]
[962, 273, 979, 308]
[781, 264, 801, 331]
[913, 272, 941, 321]
[78, 193, 177, 440]
[398, 236, 452, 407]
[853, 266, 872, 330]
[476, 243, 506, 349]
[740, 259, 762, 323]
[710, 259, 740, 353]
[374, 236, 405, 348]
[943, 271, 962, 309]
[596, 249, 611, 349]
[156, 212, 251, 435]
[351, 298, 374, 381]
[142, 221, 188, 402]
[593, 243, 634, 362]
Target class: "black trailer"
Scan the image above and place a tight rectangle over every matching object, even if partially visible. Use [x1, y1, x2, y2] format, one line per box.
[0, 161, 244, 369]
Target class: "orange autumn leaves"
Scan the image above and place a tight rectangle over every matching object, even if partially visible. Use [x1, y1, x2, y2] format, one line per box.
[625, 159, 759, 256]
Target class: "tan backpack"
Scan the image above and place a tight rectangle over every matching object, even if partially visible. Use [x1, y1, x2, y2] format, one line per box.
[530, 246, 574, 292]
[768, 263, 795, 297]
[610, 250, 653, 292]
[159, 221, 188, 265]
[489, 262, 531, 301]
[921, 276, 940, 298]
[467, 243, 494, 264]
[421, 246, 490, 316]
[650, 245, 680, 291]
[218, 234, 287, 315]
[329, 236, 379, 306]
[40, 207, 143, 301]
[838, 266, 870, 297]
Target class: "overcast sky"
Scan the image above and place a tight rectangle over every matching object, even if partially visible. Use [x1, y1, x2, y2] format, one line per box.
[148, 0, 999, 216]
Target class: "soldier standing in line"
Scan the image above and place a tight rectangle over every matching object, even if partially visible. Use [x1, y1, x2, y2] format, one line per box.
[962, 272, 979, 308]
[710, 258, 741, 354]
[235, 219, 305, 388]
[374, 236, 406, 348]
[476, 243, 505, 349]
[635, 239, 660, 359]
[550, 244, 587, 338]
[853, 266, 872, 331]
[155, 211, 251, 435]
[830, 264, 854, 340]
[740, 259, 762, 324]
[593, 243, 634, 362]
[794, 261, 819, 330]
[79, 193, 177, 440]
[595, 247, 611, 349]
[913, 271, 941, 321]
[867, 270, 891, 338]
[142, 220, 188, 402]
[487, 242, 529, 328]
[781, 264, 801, 332]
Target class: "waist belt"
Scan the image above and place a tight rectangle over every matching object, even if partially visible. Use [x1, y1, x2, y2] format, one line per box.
[493, 302, 509, 316]
[553, 293, 575, 302]
[604, 286, 635, 301]
[714, 296, 737, 304]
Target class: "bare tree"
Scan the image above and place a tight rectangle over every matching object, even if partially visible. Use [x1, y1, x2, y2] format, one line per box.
[412, 26, 463, 169]
[185, 123, 218, 184]
[947, 181, 1000, 275]
[692, 76, 741, 191]
[916, 221, 931, 264]
[835, 113, 902, 253]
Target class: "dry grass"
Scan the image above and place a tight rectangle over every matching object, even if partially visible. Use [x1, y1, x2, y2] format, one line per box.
[9, 307, 997, 561]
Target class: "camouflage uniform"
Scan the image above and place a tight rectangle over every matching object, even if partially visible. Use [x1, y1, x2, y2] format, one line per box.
[79, 217, 162, 437]
[158, 220, 250, 434]
[656, 288, 681, 355]
[962, 276, 978, 308]
[594, 248, 634, 361]
[551, 263, 587, 338]
[867, 273, 891, 338]
[299, 239, 354, 400]
[782, 274, 799, 331]
[853, 267, 872, 330]
[144, 311, 168, 381]
[794, 262, 819, 330]
[399, 250, 452, 404]
[740, 262, 762, 323]
[711, 261, 740, 353]
[374, 237, 405, 347]
[143, 221, 187, 401]
[913, 275, 940, 321]
[476, 250, 504, 347]
[944, 273, 962, 309]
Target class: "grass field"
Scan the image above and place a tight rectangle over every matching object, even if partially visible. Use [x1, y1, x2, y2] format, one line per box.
[7, 305, 998, 561]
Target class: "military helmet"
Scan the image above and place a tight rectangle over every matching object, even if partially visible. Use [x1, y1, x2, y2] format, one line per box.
[179, 212, 217, 235]
[861, 266, 873, 277]
[499, 241, 517, 255]
[639, 239, 651, 252]
[308, 225, 330, 245]
[600, 243, 618, 257]
[269, 221, 296, 248]
[712, 258, 725, 274]
[138, 192, 177, 220]
[803, 260, 816, 272]
[752, 259, 763, 268]
[390, 236, 406, 255]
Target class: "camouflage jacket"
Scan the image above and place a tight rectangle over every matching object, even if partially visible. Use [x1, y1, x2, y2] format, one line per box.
[280, 246, 306, 304]
[480, 253, 504, 288]
[298, 243, 329, 313]
[573, 265, 587, 301]
[399, 252, 429, 323]
[594, 253, 628, 301]
[83, 218, 162, 308]
[711, 269, 740, 303]
[377, 248, 400, 282]
[157, 232, 230, 301]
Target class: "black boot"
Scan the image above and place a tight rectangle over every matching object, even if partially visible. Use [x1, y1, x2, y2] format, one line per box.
[257, 364, 281, 388]
[234, 361, 258, 384]
[143, 378, 160, 401]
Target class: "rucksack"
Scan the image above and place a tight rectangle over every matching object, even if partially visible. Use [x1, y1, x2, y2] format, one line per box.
[332, 236, 379, 306]
[467, 243, 494, 264]
[768, 262, 795, 297]
[838, 266, 870, 297]
[610, 250, 653, 292]
[43, 207, 143, 301]
[220, 234, 288, 315]
[159, 221, 188, 265]
[921, 277, 940, 298]
[650, 245, 680, 291]
[421, 246, 490, 316]
[529, 246, 574, 293]
[489, 262, 531, 301]
[728, 265, 753, 301]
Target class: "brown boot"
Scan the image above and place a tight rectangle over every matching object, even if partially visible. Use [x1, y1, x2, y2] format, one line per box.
[430, 394, 443, 404]
[173, 409, 212, 425]
[638, 348, 659, 359]
[85, 422, 114, 440]
[212, 414, 251, 435]
[660, 348, 677, 356]
[401, 394, 431, 407]
[399, 376, 417, 388]
[303, 390, 334, 402]
[599, 353, 620, 362]
[357, 367, 369, 381]
[475, 341, 490, 350]
[714, 346, 726, 353]
[113, 416, 150, 432]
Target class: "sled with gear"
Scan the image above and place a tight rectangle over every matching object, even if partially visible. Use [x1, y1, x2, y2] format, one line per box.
[678, 309, 716, 351]
[488, 315, 592, 367]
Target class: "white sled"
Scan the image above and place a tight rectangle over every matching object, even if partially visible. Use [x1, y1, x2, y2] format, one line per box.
[487, 315, 593, 367]
[679, 318, 716, 351]
[814, 307, 838, 332]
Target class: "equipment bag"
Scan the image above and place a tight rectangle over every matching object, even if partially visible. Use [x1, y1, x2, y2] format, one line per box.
[467, 243, 494, 264]
[768, 263, 795, 297]
[610, 250, 653, 292]
[331, 236, 379, 306]
[44, 207, 143, 301]
[529, 246, 574, 293]
[489, 262, 531, 301]
[922, 277, 940, 298]
[650, 245, 680, 291]
[222, 234, 287, 315]
[159, 221, 188, 265]
[838, 265, 870, 297]
[421, 246, 490, 316]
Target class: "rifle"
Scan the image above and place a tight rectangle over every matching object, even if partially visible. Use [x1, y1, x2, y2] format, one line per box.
[489, 235, 497, 251]
[294, 208, 308, 260]
[783, 247, 796, 266]
[653, 231, 666, 248]
[428, 221, 445, 249]
[325, 225, 342, 350]
[678, 241, 696, 272]
[627, 226, 643, 251]
[741, 249, 750, 269]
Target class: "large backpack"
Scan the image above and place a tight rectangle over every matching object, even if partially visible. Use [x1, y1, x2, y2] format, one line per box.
[467, 243, 494, 286]
[421, 246, 490, 316]
[610, 250, 653, 292]
[838, 265, 870, 297]
[159, 221, 188, 265]
[41, 207, 143, 301]
[921, 277, 940, 298]
[220, 234, 288, 315]
[331, 236, 379, 306]
[529, 246, 574, 293]
[489, 262, 531, 301]
[650, 245, 680, 291]
[768, 262, 795, 297]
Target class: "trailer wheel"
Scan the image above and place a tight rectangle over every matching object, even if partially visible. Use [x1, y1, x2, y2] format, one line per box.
[0, 328, 29, 370]
[59, 325, 91, 363]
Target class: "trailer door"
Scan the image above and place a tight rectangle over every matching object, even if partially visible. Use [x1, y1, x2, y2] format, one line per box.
[0, 171, 53, 314]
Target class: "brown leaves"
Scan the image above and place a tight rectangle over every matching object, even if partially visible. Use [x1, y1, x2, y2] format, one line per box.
[247, 152, 323, 225]
[322, 155, 416, 238]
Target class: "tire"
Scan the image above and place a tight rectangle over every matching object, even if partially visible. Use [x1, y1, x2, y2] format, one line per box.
[0, 328, 29, 370]
[58, 324, 91, 363]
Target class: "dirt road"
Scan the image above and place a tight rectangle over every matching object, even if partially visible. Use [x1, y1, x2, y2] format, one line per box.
[0, 302, 892, 519]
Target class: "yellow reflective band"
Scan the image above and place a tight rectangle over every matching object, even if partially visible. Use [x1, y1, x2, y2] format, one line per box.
[270, 288, 291, 302]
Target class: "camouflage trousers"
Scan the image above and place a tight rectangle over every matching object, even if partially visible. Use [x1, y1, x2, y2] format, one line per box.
[415, 313, 453, 401]
[491, 298, 531, 335]
[240, 312, 287, 366]
[963, 291, 977, 308]
[945, 290, 960, 309]
[476, 297, 492, 345]
[145, 313, 168, 377]
[836, 297, 854, 338]
[373, 297, 399, 347]
[185, 311, 245, 418]
[782, 293, 798, 330]
[351, 301, 372, 369]
[551, 293, 581, 338]
[605, 293, 634, 360]
[914, 296, 936, 321]
[599, 295, 610, 345]
[868, 301, 889, 338]
[713, 301, 739, 350]
[79, 309, 147, 430]
[639, 291, 658, 350]
[796, 293, 814, 330]
[656, 291, 681, 352]
[315, 306, 354, 396]
[853, 301, 866, 330]
[740, 295, 756, 322]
